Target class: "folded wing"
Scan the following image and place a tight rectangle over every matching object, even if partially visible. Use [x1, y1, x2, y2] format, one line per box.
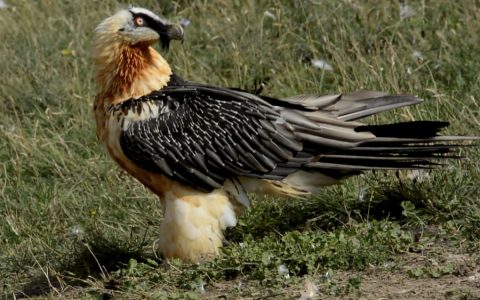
[114, 82, 473, 193]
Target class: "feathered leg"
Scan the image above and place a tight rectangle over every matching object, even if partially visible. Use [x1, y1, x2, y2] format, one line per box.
[157, 185, 237, 262]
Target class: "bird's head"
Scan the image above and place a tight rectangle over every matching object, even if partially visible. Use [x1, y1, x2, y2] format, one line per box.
[93, 7, 183, 102]
[94, 7, 184, 50]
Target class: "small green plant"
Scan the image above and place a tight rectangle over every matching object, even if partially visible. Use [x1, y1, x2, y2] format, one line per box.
[408, 264, 455, 279]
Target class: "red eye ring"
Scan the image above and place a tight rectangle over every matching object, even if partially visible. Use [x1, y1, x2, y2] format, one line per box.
[134, 16, 144, 26]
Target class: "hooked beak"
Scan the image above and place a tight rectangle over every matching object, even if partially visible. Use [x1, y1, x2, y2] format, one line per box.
[158, 23, 184, 50]
[166, 24, 184, 41]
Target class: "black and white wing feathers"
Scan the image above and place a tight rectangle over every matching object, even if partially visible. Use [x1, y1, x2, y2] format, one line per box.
[115, 81, 471, 193]
[117, 84, 303, 192]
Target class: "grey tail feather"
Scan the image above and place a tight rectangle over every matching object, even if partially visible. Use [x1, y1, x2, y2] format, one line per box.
[334, 92, 423, 121]
[278, 91, 423, 121]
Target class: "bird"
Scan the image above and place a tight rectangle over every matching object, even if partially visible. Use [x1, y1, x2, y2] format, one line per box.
[92, 7, 475, 262]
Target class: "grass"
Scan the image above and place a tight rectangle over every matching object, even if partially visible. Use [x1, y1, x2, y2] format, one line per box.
[1, 0, 479, 298]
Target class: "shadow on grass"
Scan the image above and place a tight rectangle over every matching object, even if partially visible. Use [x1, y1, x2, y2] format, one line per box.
[15, 231, 154, 298]
[14, 276, 64, 299]
[226, 179, 434, 241]
[64, 233, 151, 278]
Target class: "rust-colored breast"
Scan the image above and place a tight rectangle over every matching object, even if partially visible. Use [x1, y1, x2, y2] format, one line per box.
[93, 42, 175, 196]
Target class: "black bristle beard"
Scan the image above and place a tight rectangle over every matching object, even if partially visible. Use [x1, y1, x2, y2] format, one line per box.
[160, 35, 170, 50]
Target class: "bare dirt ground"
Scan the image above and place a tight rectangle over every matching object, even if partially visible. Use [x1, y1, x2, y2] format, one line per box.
[353, 273, 479, 299]
[348, 253, 480, 300]
[201, 249, 480, 300]
[311, 251, 480, 300]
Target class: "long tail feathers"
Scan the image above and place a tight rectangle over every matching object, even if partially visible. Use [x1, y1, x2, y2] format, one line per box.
[219, 87, 474, 199]
[271, 92, 478, 194]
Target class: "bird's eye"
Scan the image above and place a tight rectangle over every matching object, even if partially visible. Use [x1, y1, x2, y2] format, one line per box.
[134, 16, 144, 26]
